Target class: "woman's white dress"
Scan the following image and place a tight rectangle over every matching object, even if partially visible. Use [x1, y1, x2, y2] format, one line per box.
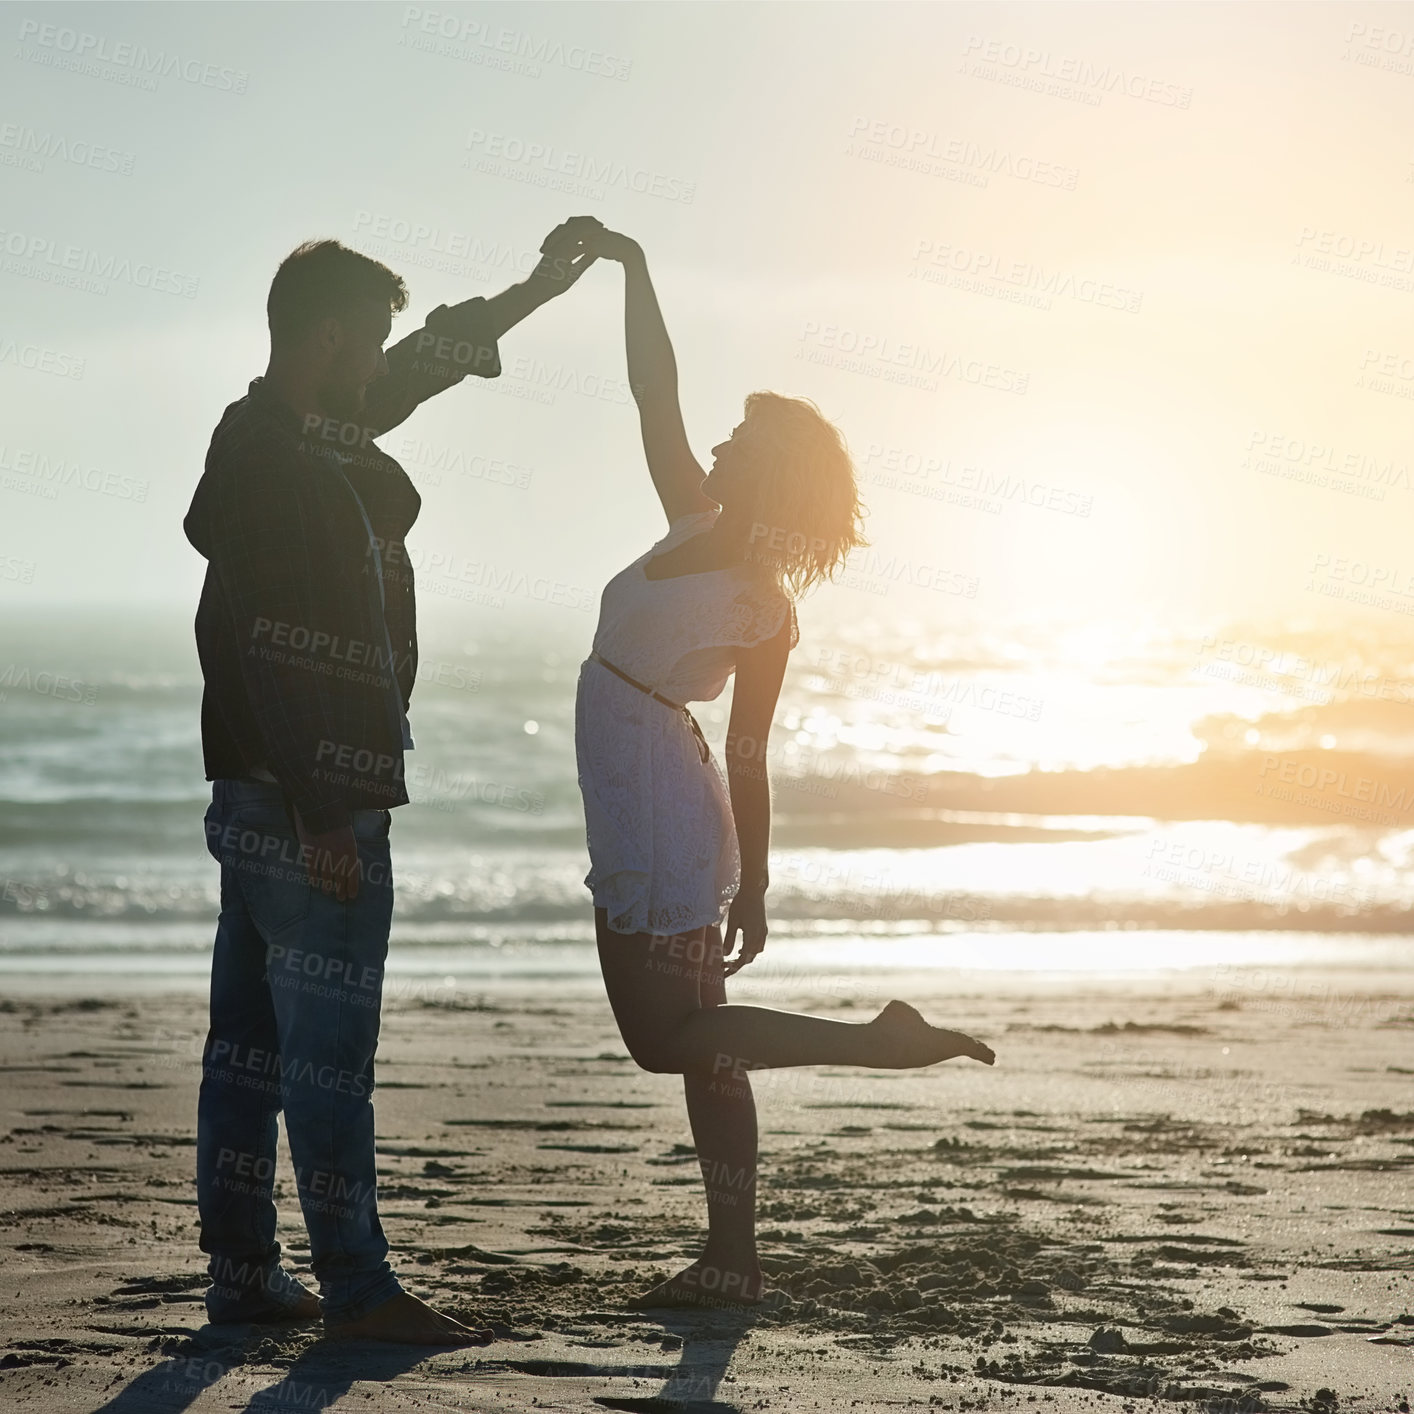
[575, 508, 798, 937]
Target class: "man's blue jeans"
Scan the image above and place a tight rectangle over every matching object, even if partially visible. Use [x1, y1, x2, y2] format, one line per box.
[197, 778, 404, 1324]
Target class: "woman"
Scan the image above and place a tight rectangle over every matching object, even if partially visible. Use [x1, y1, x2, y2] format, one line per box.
[573, 224, 995, 1309]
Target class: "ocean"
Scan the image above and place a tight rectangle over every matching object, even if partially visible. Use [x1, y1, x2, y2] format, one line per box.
[2, 604, 1412, 990]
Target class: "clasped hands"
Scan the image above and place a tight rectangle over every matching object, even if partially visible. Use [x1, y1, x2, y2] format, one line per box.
[529, 215, 642, 300]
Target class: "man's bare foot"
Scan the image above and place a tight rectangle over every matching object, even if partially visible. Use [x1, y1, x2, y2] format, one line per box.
[324, 1291, 492, 1346]
[628, 1256, 766, 1310]
[869, 1000, 996, 1068]
[208, 1278, 321, 1325]
[256, 1286, 321, 1323]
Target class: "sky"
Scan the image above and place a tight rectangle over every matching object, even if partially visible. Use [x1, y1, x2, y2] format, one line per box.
[4, 1, 1414, 639]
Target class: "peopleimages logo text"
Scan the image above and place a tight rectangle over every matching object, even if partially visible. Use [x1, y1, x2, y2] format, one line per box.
[16, 18, 249, 92]
[0, 229, 199, 297]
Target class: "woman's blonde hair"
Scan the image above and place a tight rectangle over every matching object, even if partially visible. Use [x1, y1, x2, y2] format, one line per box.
[737, 391, 867, 595]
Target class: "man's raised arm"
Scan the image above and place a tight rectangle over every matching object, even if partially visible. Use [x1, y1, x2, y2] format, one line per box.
[361, 217, 602, 436]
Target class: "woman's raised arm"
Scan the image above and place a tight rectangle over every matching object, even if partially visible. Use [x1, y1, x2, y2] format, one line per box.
[586, 228, 717, 525]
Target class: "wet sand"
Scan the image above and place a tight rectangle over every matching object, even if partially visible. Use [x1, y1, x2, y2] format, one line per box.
[0, 965, 1410, 1412]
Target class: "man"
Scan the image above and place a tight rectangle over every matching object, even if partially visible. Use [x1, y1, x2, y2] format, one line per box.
[183, 218, 599, 1344]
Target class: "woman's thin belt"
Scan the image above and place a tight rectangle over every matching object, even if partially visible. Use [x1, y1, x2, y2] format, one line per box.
[588, 650, 711, 764]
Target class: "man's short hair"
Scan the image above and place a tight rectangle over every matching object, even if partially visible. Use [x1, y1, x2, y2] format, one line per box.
[267, 239, 409, 347]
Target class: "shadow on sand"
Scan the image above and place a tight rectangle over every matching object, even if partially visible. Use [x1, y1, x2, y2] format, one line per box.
[88, 1321, 442, 1414]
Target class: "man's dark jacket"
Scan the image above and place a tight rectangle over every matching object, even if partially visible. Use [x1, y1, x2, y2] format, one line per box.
[184, 299, 501, 834]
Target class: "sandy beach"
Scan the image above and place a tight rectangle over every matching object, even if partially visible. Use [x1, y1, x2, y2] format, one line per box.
[1, 960, 1409, 1413]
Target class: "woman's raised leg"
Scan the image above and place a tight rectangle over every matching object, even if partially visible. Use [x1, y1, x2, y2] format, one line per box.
[593, 911, 994, 1306]
[595, 911, 994, 1078]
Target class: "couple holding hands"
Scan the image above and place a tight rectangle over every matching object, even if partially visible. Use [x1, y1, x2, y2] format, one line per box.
[183, 214, 994, 1345]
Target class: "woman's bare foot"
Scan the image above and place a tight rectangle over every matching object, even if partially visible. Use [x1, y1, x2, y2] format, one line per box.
[324, 1291, 492, 1345]
[627, 1255, 766, 1310]
[868, 1000, 995, 1068]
